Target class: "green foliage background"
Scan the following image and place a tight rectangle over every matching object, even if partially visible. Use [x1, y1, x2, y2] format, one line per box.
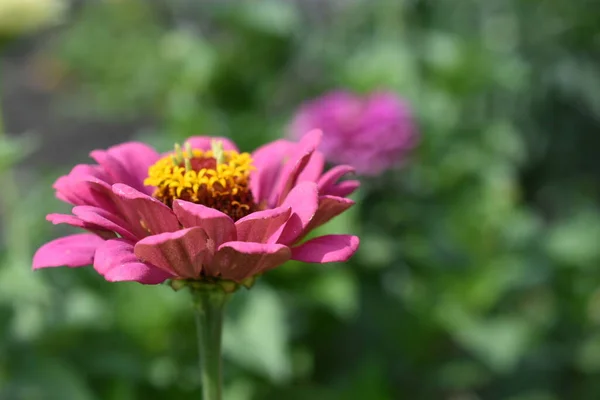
[2, 0, 600, 399]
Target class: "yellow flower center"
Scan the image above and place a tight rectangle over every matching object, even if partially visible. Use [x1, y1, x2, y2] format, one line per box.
[144, 142, 256, 221]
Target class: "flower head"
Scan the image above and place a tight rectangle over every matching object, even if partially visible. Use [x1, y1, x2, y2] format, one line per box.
[144, 142, 256, 220]
[288, 91, 417, 176]
[33, 131, 360, 287]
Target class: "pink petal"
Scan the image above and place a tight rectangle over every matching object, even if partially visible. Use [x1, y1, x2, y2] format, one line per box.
[235, 206, 291, 244]
[291, 235, 359, 263]
[134, 227, 214, 279]
[274, 129, 323, 206]
[46, 213, 116, 240]
[60, 175, 116, 208]
[54, 164, 110, 198]
[47, 213, 88, 230]
[54, 175, 87, 205]
[72, 206, 137, 241]
[94, 239, 171, 284]
[90, 142, 160, 195]
[172, 200, 236, 246]
[303, 196, 355, 235]
[65, 164, 110, 181]
[85, 177, 118, 209]
[65, 180, 116, 212]
[184, 136, 239, 152]
[53, 166, 115, 210]
[33, 233, 105, 269]
[112, 184, 180, 237]
[211, 242, 291, 282]
[327, 180, 360, 198]
[277, 181, 319, 245]
[250, 139, 295, 205]
[317, 165, 356, 194]
[297, 151, 325, 183]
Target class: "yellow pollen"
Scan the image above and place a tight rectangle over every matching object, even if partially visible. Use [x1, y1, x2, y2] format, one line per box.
[144, 146, 257, 220]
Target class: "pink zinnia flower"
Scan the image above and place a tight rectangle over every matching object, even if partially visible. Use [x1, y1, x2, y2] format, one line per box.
[288, 91, 417, 176]
[33, 130, 359, 285]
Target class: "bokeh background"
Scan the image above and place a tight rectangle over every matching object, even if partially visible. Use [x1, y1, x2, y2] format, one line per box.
[2, 0, 600, 399]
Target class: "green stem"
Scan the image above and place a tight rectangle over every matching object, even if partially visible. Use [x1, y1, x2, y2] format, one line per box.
[191, 287, 230, 400]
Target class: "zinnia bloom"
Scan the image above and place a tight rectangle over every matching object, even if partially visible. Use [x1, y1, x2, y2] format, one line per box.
[33, 130, 360, 285]
[288, 91, 417, 176]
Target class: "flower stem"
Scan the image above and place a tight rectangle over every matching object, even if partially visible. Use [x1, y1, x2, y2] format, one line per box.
[191, 287, 230, 400]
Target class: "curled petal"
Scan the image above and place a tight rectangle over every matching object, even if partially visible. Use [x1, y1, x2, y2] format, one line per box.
[303, 196, 355, 236]
[72, 206, 137, 241]
[291, 235, 359, 263]
[90, 142, 160, 194]
[274, 129, 323, 205]
[112, 184, 180, 238]
[173, 200, 236, 246]
[317, 165, 356, 193]
[249, 139, 295, 205]
[235, 206, 291, 244]
[47, 213, 89, 230]
[47, 213, 117, 239]
[184, 136, 239, 152]
[327, 180, 360, 198]
[59, 164, 110, 182]
[53, 166, 116, 210]
[33, 233, 105, 269]
[134, 227, 213, 279]
[297, 151, 325, 184]
[94, 239, 171, 284]
[211, 242, 291, 282]
[278, 181, 319, 245]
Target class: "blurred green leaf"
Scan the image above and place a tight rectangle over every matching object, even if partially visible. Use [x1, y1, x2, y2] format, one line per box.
[438, 304, 535, 373]
[114, 283, 187, 350]
[342, 41, 418, 98]
[545, 210, 600, 268]
[224, 285, 291, 382]
[6, 359, 95, 400]
[308, 267, 358, 320]
[227, 0, 299, 36]
[437, 360, 489, 390]
[0, 134, 37, 171]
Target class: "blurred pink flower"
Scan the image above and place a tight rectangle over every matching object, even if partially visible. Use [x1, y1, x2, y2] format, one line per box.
[288, 91, 417, 176]
[33, 130, 359, 285]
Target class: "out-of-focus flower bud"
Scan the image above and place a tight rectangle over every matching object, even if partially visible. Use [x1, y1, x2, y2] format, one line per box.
[288, 90, 418, 176]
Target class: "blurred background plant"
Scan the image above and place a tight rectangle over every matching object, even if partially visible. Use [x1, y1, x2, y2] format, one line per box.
[1, 0, 600, 399]
[0, 0, 64, 38]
